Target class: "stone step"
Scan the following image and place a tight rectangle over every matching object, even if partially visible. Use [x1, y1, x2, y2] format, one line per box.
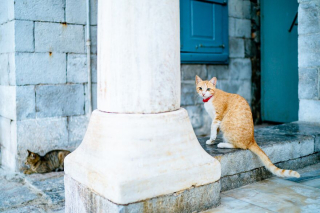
[199, 122, 320, 192]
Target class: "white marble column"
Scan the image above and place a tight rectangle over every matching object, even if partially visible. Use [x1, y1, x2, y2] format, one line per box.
[65, 0, 221, 208]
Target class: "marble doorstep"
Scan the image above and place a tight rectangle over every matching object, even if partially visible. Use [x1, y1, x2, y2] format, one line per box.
[203, 163, 320, 213]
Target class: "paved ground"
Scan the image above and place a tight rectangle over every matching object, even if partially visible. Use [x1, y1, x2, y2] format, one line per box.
[0, 170, 64, 213]
[204, 163, 320, 213]
[1, 163, 320, 212]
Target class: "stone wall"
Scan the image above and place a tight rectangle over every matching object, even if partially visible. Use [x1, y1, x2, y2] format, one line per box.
[0, 0, 253, 171]
[183, 0, 253, 136]
[298, 0, 320, 122]
[0, 0, 98, 171]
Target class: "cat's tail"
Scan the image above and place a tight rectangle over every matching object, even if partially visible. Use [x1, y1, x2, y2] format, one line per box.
[249, 142, 300, 178]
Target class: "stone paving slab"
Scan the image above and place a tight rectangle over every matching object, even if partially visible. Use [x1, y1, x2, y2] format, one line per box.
[204, 163, 320, 213]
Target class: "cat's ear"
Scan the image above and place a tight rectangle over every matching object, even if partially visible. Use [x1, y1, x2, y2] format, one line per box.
[27, 150, 31, 154]
[195, 75, 202, 85]
[209, 77, 217, 86]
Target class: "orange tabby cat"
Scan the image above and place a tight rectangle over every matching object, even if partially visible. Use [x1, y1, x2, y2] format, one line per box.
[195, 75, 300, 178]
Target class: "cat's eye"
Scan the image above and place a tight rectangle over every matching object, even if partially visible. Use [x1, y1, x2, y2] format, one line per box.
[207, 88, 210, 91]
[199, 87, 202, 90]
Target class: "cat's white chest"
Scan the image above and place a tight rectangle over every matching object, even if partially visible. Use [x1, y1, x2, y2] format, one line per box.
[204, 101, 216, 120]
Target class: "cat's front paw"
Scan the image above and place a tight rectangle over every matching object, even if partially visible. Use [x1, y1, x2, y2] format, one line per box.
[24, 169, 33, 175]
[206, 139, 215, 145]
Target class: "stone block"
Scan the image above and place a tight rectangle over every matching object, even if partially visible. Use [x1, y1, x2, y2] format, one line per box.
[65, 175, 221, 213]
[229, 37, 245, 58]
[35, 84, 85, 118]
[298, 1, 320, 35]
[229, 18, 251, 38]
[298, 33, 320, 54]
[208, 59, 251, 81]
[181, 81, 202, 106]
[15, 21, 34, 52]
[299, 68, 319, 99]
[0, 21, 14, 53]
[0, 0, 14, 24]
[2, 206, 43, 213]
[0, 86, 16, 120]
[66, 0, 98, 25]
[228, 0, 244, 18]
[16, 86, 35, 120]
[0, 53, 15, 86]
[299, 99, 320, 122]
[67, 54, 87, 83]
[14, 0, 65, 22]
[16, 117, 68, 169]
[0, 117, 13, 169]
[184, 105, 203, 129]
[35, 22, 85, 53]
[298, 51, 320, 68]
[67, 116, 89, 149]
[243, 0, 251, 19]
[181, 64, 207, 80]
[245, 38, 254, 57]
[194, 105, 212, 137]
[15, 52, 66, 85]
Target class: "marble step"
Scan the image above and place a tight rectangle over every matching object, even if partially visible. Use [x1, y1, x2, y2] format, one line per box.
[199, 121, 320, 191]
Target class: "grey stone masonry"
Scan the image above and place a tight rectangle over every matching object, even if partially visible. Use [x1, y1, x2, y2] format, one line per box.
[65, 175, 221, 213]
[0, 0, 98, 172]
[298, 0, 320, 123]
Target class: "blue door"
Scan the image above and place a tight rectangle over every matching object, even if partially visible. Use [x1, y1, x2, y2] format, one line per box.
[261, 0, 299, 122]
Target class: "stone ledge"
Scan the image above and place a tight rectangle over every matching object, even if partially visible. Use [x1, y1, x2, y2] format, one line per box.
[65, 175, 221, 213]
[199, 122, 320, 191]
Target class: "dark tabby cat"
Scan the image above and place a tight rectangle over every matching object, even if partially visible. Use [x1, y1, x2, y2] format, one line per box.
[24, 150, 70, 174]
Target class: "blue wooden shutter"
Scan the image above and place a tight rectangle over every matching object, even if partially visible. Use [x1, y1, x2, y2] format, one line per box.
[180, 0, 229, 64]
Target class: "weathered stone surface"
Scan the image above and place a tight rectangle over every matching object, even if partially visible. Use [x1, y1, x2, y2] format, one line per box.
[194, 107, 212, 137]
[199, 129, 315, 177]
[35, 84, 85, 118]
[67, 54, 87, 83]
[0, 116, 13, 168]
[299, 68, 319, 99]
[91, 54, 97, 83]
[15, 0, 65, 22]
[0, 0, 14, 24]
[181, 64, 207, 80]
[299, 99, 320, 122]
[35, 22, 85, 53]
[67, 116, 89, 149]
[66, 0, 98, 25]
[2, 206, 43, 213]
[16, 86, 35, 120]
[228, 0, 244, 19]
[298, 0, 320, 35]
[229, 18, 251, 38]
[0, 186, 38, 210]
[298, 34, 320, 68]
[0, 21, 14, 53]
[0, 86, 16, 120]
[0, 53, 15, 86]
[181, 81, 202, 106]
[15, 52, 66, 85]
[16, 117, 68, 169]
[229, 37, 245, 58]
[29, 176, 65, 205]
[208, 59, 252, 80]
[15, 21, 34, 52]
[185, 105, 203, 129]
[220, 153, 320, 192]
[242, 0, 251, 19]
[65, 175, 221, 213]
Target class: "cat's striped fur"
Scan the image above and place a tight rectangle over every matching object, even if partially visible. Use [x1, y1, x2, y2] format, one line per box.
[195, 75, 300, 178]
[24, 150, 70, 175]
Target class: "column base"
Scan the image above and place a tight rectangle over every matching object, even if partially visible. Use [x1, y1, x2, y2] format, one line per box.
[64, 109, 221, 205]
[65, 175, 221, 213]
